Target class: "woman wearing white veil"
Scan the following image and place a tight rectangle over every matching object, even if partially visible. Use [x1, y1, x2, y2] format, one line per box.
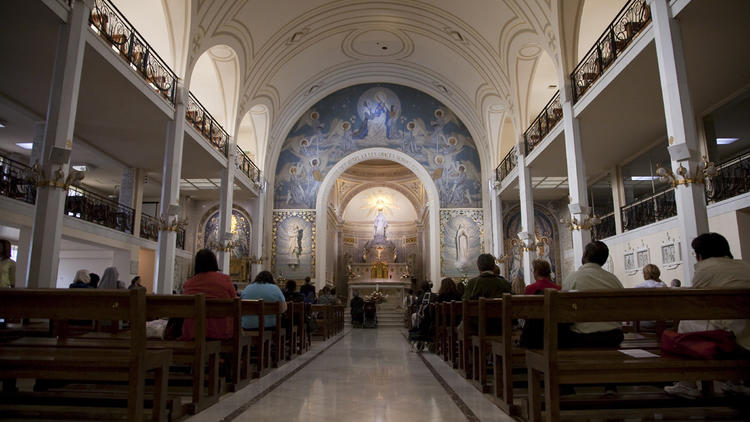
[98, 267, 126, 289]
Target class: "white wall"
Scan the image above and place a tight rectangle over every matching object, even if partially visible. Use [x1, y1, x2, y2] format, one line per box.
[57, 249, 114, 288]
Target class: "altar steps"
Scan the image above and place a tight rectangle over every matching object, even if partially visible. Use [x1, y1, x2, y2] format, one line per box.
[344, 309, 406, 328]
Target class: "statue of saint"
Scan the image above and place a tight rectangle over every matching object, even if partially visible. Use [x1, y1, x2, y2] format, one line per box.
[373, 211, 388, 240]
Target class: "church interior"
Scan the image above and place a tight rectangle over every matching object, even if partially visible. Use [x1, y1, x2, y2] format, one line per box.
[0, 0, 749, 420]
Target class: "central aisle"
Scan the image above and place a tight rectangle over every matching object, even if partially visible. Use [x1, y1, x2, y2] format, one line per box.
[189, 328, 514, 422]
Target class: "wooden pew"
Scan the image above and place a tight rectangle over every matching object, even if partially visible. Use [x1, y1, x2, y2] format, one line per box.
[205, 298, 252, 392]
[239, 299, 270, 377]
[433, 303, 444, 357]
[526, 289, 750, 422]
[471, 298, 503, 392]
[489, 294, 544, 416]
[262, 302, 285, 367]
[459, 300, 479, 378]
[293, 302, 307, 354]
[448, 301, 462, 368]
[0, 289, 172, 422]
[284, 301, 298, 360]
[311, 304, 332, 340]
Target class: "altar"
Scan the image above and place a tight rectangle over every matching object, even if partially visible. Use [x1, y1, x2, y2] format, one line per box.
[348, 277, 410, 312]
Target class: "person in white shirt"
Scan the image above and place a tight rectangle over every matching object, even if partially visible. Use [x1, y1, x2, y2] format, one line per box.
[634, 264, 667, 288]
[561, 241, 625, 347]
[665, 233, 750, 399]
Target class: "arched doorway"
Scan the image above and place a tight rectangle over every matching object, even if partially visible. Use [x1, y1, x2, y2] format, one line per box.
[315, 148, 441, 288]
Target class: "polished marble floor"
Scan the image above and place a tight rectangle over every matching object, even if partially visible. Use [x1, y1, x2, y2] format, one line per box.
[185, 328, 514, 422]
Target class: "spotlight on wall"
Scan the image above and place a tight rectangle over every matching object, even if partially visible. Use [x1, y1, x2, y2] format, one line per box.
[16, 142, 33, 150]
[0, 119, 7, 128]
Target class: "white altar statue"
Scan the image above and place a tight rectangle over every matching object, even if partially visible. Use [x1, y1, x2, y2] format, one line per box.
[373, 211, 388, 239]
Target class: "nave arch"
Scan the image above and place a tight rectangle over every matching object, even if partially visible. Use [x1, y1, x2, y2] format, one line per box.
[315, 148, 441, 290]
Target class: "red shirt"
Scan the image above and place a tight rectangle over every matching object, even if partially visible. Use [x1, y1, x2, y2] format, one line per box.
[180, 271, 237, 340]
[525, 278, 561, 295]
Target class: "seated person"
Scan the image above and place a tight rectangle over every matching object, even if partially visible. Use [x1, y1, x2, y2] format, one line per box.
[436, 278, 461, 302]
[350, 290, 365, 325]
[634, 264, 667, 288]
[520, 259, 560, 348]
[241, 271, 287, 330]
[283, 280, 304, 303]
[665, 233, 750, 399]
[181, 249, 237, 340]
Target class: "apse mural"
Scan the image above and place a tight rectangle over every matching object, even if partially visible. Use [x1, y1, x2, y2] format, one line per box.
[503, 207, 557, 282]
[199, 208, 252, 258]
[272, 210, 316, 279]
[274, 84, 482, 209]
[440, 209, 484, 278]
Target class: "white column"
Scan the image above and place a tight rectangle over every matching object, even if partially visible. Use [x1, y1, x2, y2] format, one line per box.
[15, 227, 32, 288]
[610, 167, 624, 235]
[119, 167, 145, 237]
[560, 85, 592, 268]
[249, 187, 266, 281]
[490, 178, 505, 263]
[649, 0, 708, 285]
[27, 1, 88, 288]
[217, 140, 237, 273]
[154, 83, 187, 294]
[516, 144, 536, 285]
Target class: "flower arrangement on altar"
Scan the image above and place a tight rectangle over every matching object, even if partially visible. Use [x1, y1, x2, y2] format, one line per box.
[365, 290, 388, 304]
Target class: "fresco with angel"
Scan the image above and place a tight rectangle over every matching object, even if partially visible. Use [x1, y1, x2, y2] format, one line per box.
[273, 83, 483, 209]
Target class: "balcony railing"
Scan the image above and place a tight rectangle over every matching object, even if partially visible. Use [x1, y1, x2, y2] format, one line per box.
[524, 91, 562, 155]
[571, 0, 651, 102]
[591, 212, 616, 241]
[621, 188, 676, 232]
[65, 185, 135, 234]
[706, 151, 750, 204]
[237, 146, 261, 185]
[186, 93, 229, 157]
[139, 213, 159, 242]
[495, 146, 517, 182]
[89, 0, 177, 104]
[0, 155, 36, 205]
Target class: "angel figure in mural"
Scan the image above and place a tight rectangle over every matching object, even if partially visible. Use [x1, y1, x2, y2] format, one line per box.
[288, 224, 304, 263]
[327, 119, 354, 152]
[429, 108, 459, 148]
[455, 223, 469, 261]
[285, 164, 308, 206]
[402, 119, 426, 154]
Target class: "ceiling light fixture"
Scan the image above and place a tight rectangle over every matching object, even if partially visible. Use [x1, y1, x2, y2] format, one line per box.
[16, 142, 33, 150]
[72, 165, 88, 172]
[716, 137, 739, 145]
[630, 176, 659, 181]
[0, 120, 6, 128]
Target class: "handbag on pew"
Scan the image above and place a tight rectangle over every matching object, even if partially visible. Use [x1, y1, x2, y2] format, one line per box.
[660, 329, 738, 359]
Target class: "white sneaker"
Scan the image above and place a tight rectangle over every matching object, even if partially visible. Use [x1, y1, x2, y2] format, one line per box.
[664, 382, 700, 399]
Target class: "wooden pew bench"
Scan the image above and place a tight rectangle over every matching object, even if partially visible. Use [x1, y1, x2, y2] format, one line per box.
[0, 289, 172, 422]
[311, 304, 333, 340]
[239, 299, 271, 378]
[6, 294, 222, 415]
[262, 302, 285, 368]
[205, 298, 253, 392]
[526, 289, 750, 422]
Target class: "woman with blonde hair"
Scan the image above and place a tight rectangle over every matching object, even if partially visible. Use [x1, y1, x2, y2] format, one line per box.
[635, 264, 666, 288]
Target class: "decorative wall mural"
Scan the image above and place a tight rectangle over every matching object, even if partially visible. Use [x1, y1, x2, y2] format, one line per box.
[272, 210, 316, 280]
[199, 207, 252, 258]
[440, 209, 484, 278]
[273, 84, 482, 209]
[503, 207, 557, 282]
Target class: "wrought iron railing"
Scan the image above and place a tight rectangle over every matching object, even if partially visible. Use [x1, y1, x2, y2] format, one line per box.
[139, 213, 159, 242]
[237, 146, 261, 185]
[621, 188, 676, 232]
[524, 91, 562, 155]
[176, 226, 186, 250]
[0, 155, 36, 205]
[65, 185, 135, 234]
[186, 93, 230, 157]
[571, 0, 651, 102]
[591, 212, 616, 240]
[89, 0, 177, 104]
[139, 213, 185, 249]
[706, 151, 750, 204]
[495, 146, 517, 182]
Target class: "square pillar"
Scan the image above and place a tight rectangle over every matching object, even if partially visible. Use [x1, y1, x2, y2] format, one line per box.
[119, 167, 145, 236]
[649, 0, 709, 285]
[516, 143, 536, 285]
[218, 140, 237, 273]
[27, 1, 89, 288]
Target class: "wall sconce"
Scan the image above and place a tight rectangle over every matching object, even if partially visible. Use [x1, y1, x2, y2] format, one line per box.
[560, 214, 601, 231]
[157, 214, 188, 232]
[656, 156, 717, 188]
[30, 163, 85, 190]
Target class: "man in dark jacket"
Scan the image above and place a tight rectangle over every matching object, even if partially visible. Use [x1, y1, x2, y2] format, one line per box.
[463, 253, 511, 300]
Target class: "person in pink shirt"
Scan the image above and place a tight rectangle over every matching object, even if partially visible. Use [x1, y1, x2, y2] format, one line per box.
[180, 249, 237, 340]
[525, 259, 560, 294]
